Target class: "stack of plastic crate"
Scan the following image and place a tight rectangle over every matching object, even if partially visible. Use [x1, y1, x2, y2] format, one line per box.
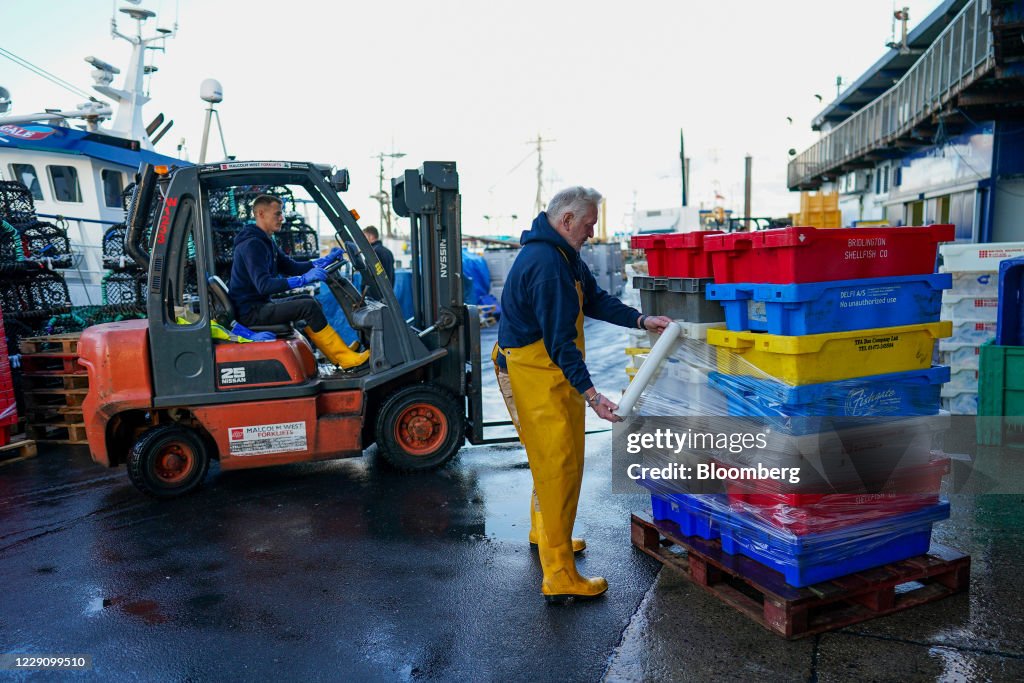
[629, 232, 727, 412]
[937, 241, 1024, 415]
[580, 243, 625, 297]
[637, 225, 957, 587]
[977, 256, 1024, 446]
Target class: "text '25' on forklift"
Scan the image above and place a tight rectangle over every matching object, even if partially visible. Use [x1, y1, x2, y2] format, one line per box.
[80, 160, 508, 498]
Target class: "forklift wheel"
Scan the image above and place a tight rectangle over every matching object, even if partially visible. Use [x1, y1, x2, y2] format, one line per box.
[127, 425, 211, 498]
[376, 385, 465, 471]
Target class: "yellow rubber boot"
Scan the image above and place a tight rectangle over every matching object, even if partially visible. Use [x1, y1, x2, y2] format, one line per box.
[535, 512, 607, 603]
[528, 490, 585, 554]
[304, 325, 370, 369]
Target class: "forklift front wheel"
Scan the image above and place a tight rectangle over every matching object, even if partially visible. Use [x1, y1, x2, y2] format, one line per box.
[127, 425, 211, 498]
[376, 385, 465, 471]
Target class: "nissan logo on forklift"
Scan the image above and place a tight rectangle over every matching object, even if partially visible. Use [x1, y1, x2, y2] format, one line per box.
[77, 160, 506, 498]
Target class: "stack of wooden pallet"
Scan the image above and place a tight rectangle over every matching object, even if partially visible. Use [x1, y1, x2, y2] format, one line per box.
[18, 334, 88, 445]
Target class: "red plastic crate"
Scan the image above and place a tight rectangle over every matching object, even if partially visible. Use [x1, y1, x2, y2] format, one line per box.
[705, 225, 954, 284]
[725, 457, 949, 535]
[631, 231, 721, 278]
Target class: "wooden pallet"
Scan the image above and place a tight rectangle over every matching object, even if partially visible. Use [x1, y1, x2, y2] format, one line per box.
[631, 513, 970, 639]
[18, 353, 86, 376]
[21, 372, 89, 391]
[23, 387, 88, 409]
[18, 333, 81, 356]
[0, 436, 38, 466]
[25, 421, 88, 445]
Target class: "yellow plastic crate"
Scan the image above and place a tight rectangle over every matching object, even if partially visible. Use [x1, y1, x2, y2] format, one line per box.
[707, 322, 952, 385]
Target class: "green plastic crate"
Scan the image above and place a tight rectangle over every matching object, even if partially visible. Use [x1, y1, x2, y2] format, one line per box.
[977, 342, 1024, 446]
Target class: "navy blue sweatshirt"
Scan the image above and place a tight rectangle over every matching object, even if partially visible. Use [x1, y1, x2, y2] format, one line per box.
[228, 224, 311, 317]
[498, 212, 642, 395]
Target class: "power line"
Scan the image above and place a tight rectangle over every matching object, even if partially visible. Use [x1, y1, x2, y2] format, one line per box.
[0, 46, 94, 101]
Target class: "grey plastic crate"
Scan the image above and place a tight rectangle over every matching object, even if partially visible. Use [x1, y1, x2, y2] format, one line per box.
[633, 276, 724, 322]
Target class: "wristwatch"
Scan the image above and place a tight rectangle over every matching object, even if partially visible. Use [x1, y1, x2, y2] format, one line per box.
[637, 315, 648, 329]
[586, 392, 603, 408]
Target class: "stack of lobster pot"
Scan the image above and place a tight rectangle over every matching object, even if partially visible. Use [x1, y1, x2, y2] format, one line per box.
[937, 241, 1024, 415]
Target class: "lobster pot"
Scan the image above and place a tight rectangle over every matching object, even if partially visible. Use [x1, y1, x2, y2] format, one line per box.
[20, 221, 72, 267]
[0, 269, 72, 316]
[102, 271, 147, 307]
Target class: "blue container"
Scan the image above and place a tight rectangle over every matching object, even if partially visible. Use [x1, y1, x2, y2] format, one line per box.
[708, 366, 948, 433]
[718, 502, 950, 587]
[649, 492, 724, 540]
[997, 257, 1024, 346]
[706, 274, 951, 335]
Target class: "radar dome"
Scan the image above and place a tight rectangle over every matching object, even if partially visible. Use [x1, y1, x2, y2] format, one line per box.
[200, 79, 223, 104]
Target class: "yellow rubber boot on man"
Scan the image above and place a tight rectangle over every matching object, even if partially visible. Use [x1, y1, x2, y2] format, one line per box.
[534, 499, 607, 603]
[528, 491, 586, 554]
[304, 325, 370, 369]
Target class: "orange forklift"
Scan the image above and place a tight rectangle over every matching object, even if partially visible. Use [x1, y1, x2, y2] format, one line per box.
[80, 160, 499, 497]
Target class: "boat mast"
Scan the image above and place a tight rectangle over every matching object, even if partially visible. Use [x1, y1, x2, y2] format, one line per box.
[93, 6, 176, 149]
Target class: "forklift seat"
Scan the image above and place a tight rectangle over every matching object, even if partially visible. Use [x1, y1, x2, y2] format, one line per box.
[206, 275, 293, 336]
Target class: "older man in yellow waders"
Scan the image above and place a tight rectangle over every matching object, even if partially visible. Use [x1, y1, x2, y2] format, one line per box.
[494, 187, 671, 602]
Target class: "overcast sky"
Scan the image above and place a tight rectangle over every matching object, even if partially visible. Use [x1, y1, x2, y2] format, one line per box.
[2, 0, 943, 235]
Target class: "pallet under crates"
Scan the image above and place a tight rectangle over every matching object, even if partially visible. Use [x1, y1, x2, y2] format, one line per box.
[0, 436, 38, 466]
[631, 513, 970, 639]
[17, 333, 89, 445]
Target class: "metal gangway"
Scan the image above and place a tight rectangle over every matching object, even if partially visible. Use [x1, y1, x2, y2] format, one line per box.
[788, 0, 996, 190]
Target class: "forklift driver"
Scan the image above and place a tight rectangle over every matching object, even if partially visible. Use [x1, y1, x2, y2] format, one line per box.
[228, 194, 370, 370]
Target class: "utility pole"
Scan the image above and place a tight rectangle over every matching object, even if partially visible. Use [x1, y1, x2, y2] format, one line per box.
[371, 150, 405, 238]
[743, 154, 753, 231]
[527, 133, 556, 214]
[680, 128, 687, 207]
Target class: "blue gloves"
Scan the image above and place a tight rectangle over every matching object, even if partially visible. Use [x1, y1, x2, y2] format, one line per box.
[287, 266, 328, 289]
[230, 322, 276, 342]
[312, 247, 345, 269]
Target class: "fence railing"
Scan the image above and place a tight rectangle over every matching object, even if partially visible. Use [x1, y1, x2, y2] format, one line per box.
[788, 0, 994, 189]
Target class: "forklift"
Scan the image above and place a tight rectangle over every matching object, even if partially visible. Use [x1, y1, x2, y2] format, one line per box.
[79, 160, 500, 498]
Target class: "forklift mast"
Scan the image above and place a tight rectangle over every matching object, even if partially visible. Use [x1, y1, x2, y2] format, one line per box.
[392, 163, 486, 444]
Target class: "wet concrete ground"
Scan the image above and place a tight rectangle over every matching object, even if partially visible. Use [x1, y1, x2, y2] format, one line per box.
[1, 320, 1023, 681]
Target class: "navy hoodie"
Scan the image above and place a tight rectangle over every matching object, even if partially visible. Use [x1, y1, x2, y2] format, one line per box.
[498, 212, 641, 395]
[228, 223, 311, 317]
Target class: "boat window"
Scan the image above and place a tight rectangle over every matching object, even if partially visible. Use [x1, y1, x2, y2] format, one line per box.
[47, 165, 82, 203]
[9, 164, 44, 200]
[101, 170, 124, 208]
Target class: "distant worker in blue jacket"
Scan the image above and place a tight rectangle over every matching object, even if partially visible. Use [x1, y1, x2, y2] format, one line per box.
[229, 194, 369, 369]
[494, 186, 671, 602]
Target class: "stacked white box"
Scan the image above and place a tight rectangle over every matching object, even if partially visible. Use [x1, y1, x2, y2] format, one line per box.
[481, 248, 520, 307]
[937, 241, 1024, 414]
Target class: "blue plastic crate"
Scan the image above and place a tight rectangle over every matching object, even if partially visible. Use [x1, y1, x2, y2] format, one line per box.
[997, 257, 1024, 346]
[648, 492, 724, 540]
[708, 366, 948, 434]
[705, 274, 951, 335]
[718, 502, 950, 587]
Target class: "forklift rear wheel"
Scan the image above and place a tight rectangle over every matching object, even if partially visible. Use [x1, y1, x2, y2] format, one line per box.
[376, 385, 465, 471]
[127, 425, 211, 498]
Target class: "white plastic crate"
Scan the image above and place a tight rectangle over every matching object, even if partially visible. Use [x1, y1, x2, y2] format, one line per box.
[940, 269, 999, 296]
[939, 343, 982, 370]
[940, 387, 978, 415]
[940, 294, 999, 322]
[947, 367, 980, 392]
[942, 320, 997, 346]
[940, 241, 1024, 272]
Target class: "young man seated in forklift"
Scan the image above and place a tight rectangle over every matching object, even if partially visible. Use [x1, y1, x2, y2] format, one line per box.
[228, 194, 370, 369]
